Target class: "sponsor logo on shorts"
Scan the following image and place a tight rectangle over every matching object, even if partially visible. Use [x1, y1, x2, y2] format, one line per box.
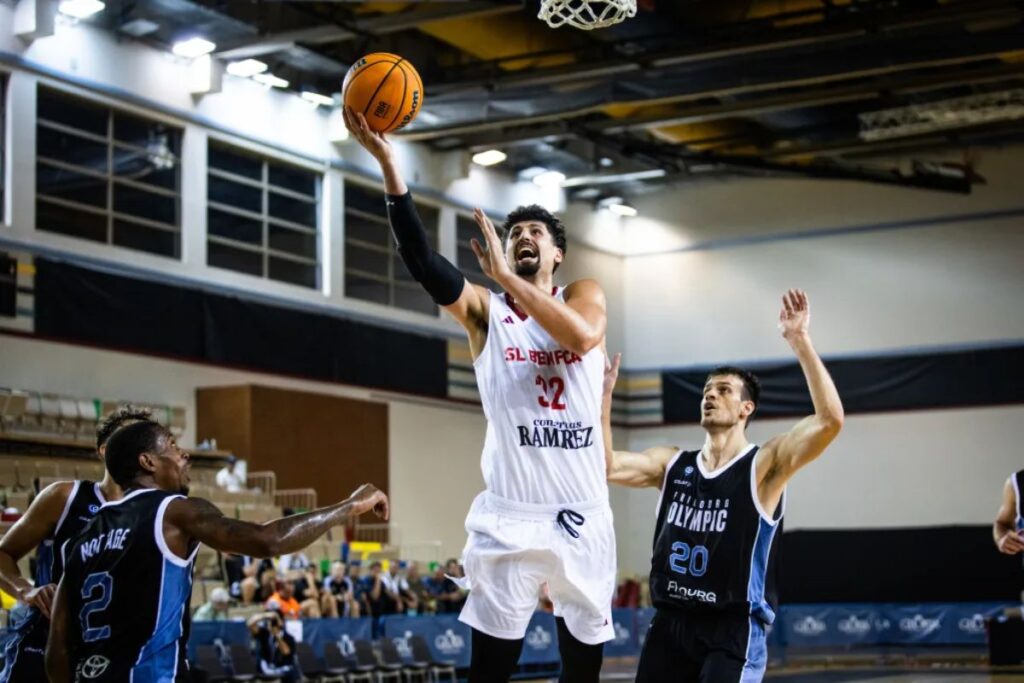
[837, 615, 872, 636]
[793, 616, 827, 637]
[899, 614, 941, 636]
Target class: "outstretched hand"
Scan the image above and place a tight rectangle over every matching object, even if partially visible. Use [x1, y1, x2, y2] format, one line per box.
[469, 208, 513, 284]
[778, 289, 810, 340]
[349, 484, 390, 521]
[342, 106, 393, 163]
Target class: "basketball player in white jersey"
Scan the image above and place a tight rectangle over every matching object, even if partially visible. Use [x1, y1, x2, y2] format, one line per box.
[345, 107, 613, 682]
[601, 290, 843, 682]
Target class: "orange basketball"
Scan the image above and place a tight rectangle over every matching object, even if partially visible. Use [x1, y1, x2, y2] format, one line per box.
[342, 53, 423, 134]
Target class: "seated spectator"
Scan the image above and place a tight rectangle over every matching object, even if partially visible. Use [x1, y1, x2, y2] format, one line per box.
[265, 579, 303, 621]
[615, 576, 641, 608]
[323, 561, 361, 618]
[366, 561, 402, 616]
[215, 455, 246, 493]
[193, 587, 231, 621]
[289, 567, 323, 618]
[436, 559, 466, 614]
[400, 561, 430, 615]
[349, 561, 371, 617]
[247, 609, 298, 683]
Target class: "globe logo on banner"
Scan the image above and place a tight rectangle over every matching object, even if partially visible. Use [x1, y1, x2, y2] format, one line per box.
[899, 614, 941, 636]
[793, 616, 827, 636]
[338, 635, 356, 657]
[958, 614, 986, 635]
[613, 620, 630, 645]
[837, 615, 872, 636]
[394, 631, 414, 659]
[435, 629, 466, 655]
[873, 617, 891, 631]
[526, 625, 553, 649]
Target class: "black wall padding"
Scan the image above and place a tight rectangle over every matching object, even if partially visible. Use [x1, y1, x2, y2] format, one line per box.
[663, 345, 1024, 423]
[35, 258, 206, 358]
[34, 258, 448, 397]
[779, 526, 1023, 604]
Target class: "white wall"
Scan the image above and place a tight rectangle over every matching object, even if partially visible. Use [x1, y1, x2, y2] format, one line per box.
[387, 401, 486, 561]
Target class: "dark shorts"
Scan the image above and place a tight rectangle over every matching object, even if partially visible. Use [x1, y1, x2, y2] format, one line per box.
[636, 609, 768, 683]
[1, 611, 47, 683]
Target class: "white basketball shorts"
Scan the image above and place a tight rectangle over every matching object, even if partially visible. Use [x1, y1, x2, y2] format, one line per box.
[457, 491, 616, 645]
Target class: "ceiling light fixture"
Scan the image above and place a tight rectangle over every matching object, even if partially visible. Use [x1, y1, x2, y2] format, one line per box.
[301, 91, 335, 107]
[562, 168, 666, 187]
[532, 170, 566, 188]
[598, 196, 638, 217]
[172, 37, 216, 58]
[253, 73, 289, 89]
[226, 59, 268, 78]
[472, 150, 507, 167]
[58, 0, 105, 19]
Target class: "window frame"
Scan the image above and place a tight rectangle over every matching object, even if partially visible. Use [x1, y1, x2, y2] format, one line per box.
[205, 137, 323, 290]
[34, 84, 183, 258]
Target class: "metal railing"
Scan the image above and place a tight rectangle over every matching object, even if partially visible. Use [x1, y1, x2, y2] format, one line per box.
[274, 488, 316, 512]
[247, 470, 276, 495]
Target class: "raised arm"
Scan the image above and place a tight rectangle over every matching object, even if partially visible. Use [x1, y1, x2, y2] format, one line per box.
[166, 484, 389, 559]
[343, 107, 489, 339]
[601, 351, 678, 488]
[757, 290, 844, 500]
[44, 577, 72, 683]
[0, 481, 74, 618]
[470, 209, 605, 356]
[994, 477, 1024, 554]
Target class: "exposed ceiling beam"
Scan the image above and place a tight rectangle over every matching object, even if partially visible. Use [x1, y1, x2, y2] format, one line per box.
[427, 0, 1023, 95]
[214, 1, 524, 60]
[402, 40, 1024, 142]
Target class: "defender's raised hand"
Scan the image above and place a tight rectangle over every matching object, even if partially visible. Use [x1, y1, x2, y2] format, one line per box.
[779, 288, 810, 340]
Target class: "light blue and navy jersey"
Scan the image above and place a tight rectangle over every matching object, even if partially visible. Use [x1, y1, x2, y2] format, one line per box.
[35, 480, 107, 588]
[649, 445, 784, 625]
[60, 488, 197, 683]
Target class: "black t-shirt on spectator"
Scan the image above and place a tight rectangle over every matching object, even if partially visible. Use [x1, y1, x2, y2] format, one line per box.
[255, 626, 297, 669]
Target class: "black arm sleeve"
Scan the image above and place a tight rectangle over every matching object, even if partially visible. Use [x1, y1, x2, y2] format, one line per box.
[385, 192, 466, 306]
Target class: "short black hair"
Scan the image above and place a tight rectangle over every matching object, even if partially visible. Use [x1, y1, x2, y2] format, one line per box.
[103, 419, 169, 488]
[502, 205, 567, 271]
[96, 405, 152, 450]
[707, 366, 761, 417]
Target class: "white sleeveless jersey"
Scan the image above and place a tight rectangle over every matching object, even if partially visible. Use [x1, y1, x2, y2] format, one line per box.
[473, 287, 609, 505]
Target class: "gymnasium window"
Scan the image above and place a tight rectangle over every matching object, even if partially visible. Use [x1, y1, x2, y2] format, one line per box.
[343, 182, 439, 316]
[456, 214, 491, 289]
[35, 86, 182, 258]
[206, 140, 321, 290]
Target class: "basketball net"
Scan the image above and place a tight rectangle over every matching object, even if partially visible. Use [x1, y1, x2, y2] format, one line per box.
[538, 0, 636, 30]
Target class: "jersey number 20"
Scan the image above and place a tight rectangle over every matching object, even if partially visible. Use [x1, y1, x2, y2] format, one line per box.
[669, 542, 708, 577]
[80, 572, 113, 642]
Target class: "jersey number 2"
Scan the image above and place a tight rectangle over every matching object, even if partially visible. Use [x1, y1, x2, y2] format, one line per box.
[535, 375, 567, 410]
[80, 572, 113, 642]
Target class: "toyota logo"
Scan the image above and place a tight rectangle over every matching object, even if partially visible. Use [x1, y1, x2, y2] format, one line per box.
[80, 655, 110, 679]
